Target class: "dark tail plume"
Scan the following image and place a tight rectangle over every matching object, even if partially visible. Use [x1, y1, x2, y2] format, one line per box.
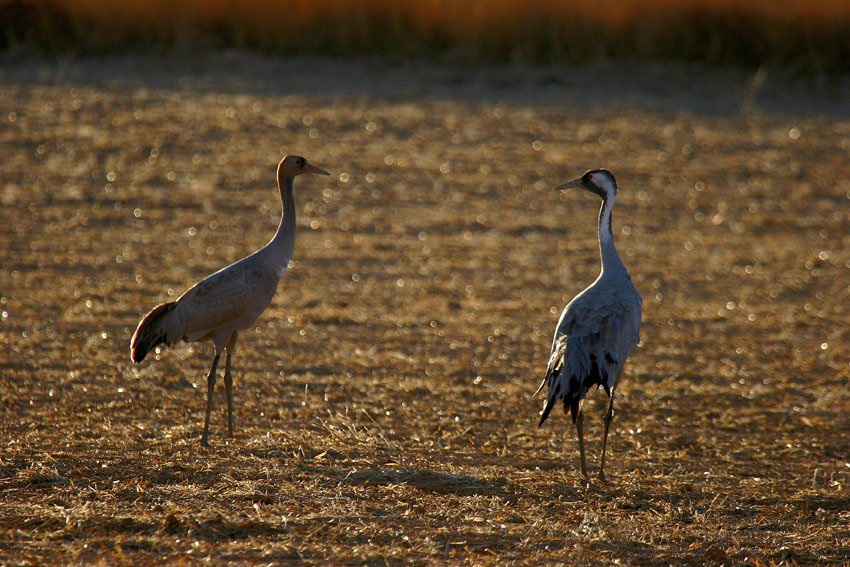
[538, 394, 557, 427]
[130, 302, 176, 363]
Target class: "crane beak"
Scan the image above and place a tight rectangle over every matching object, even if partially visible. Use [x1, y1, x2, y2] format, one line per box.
[304, 163, 331, 176]
[552, 178, 583, 191]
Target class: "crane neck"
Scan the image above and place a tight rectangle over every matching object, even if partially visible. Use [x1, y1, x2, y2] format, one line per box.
[266, 175, 297, 273]
[597, 195, 627, 277]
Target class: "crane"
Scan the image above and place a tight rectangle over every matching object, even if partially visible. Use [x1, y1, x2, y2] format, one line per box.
[130, 155, 330, 446]
[536, 169, 642, 481]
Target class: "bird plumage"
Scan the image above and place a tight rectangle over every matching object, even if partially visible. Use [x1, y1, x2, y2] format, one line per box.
[130, 154, 330, 446]
[537, 169, 642, 481]
[538, 281, 641, 423]
[130, 301, 178, 363]
[172, 260, 280, 345]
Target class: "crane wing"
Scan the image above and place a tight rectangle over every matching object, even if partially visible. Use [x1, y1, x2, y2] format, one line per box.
[558, 283, 641, 368]
[175, 260, 280, 341]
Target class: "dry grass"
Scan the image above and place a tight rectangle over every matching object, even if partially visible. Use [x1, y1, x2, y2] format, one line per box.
[3, 0, 850, 71]
[1, 54, 850, 565]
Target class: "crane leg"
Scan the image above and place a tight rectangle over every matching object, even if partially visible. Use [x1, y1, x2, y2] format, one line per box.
[201, 353, 221, 447]
[223, 331, 238, 439]
[575, 410, 588, 480]
[224, 352, 234, 438]
[599, 394, 616, 481]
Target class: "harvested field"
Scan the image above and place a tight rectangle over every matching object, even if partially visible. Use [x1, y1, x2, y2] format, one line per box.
[1, 54, 850, 565]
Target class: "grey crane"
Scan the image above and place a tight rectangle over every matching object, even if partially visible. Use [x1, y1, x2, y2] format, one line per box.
[130, 155, 330, 446]
[536, 169, 642, 481]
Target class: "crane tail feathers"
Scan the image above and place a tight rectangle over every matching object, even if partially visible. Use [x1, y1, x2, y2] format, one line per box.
[539, 336, 615, 427]
[533, 377, 547, 397]
[130, 302, 177, 363]
[569, 398, 582, 424]
[538, 396, 556, 427]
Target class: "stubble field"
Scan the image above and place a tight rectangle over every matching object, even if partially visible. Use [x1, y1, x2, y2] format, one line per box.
[1, 54, 850, 565]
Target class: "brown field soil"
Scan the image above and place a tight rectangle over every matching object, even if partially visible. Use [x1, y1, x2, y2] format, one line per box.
[1, 54, 850, 566]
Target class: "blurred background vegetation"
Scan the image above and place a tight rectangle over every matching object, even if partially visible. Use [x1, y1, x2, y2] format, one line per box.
[2, 0, 850, 73]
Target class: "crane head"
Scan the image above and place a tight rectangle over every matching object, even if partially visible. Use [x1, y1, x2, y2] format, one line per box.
[278, 155, 331, 181]
[553, 169, 617, 200]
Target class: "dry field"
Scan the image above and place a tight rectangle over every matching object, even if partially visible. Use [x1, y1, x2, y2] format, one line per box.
[1, 54, 850, 565]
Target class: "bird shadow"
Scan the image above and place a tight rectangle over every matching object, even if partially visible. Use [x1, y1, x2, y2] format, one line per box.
[320, 465, 518, 498]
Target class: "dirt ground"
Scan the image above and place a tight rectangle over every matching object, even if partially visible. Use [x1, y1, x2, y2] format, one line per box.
[1, 53, 850, 566]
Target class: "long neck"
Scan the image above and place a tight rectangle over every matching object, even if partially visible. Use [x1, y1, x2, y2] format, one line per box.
[266, 175, 297, 271]
[597, 195, 627, 277]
